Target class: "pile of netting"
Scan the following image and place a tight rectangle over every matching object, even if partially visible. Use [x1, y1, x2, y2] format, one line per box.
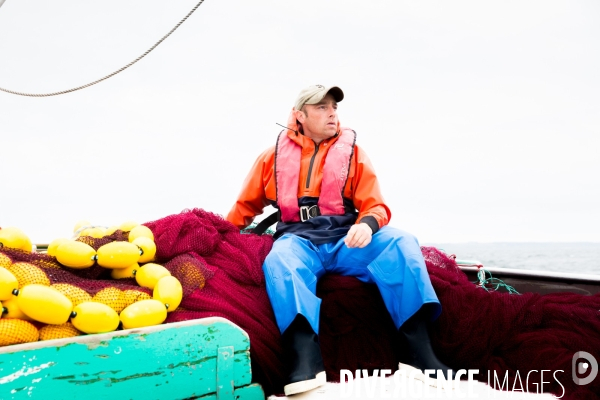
[144, 208, 599, 399]
[2, 208, 598, 399]
[423, 247, 600, 400]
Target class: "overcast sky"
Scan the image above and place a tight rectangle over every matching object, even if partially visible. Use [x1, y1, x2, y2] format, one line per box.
[1, 0, 599, 244]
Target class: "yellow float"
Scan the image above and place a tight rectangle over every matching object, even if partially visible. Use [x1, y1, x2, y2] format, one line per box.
[0, 227, 33, 252]
[0, 294, 33, 320]
[135, 263, 171, 289]
[0, 266, 18, 300]
[110, 263, 140, 279]
[128, 225, 154, 242]
[71, 302, 120, 334]
[15, 284, 73, 325]
[133, 237, 156, 263]
[119, 221, 139, 232]
[96, 241, 141, 269]
[120, 299, 167, 330]
[47, 238, 69, 257]
[55, 241, 97, 269]
[153, 276, 183, 312]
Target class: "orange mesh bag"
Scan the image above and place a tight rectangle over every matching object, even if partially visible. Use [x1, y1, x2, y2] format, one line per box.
[123, 289, 152, 306]
[0, 252, 12, 268]
[9, 262, 51, 287]
[0, 319, 39, 346]
[39, 322, 82, 341]
[51, 283, 93, 306]
[92, 287, 128, 313]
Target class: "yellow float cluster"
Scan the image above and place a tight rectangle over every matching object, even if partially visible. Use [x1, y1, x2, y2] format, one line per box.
[0, 222, 184, 348]
[49, 221, 158, 270]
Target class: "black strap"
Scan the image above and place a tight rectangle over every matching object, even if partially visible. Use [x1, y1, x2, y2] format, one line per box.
[251, 211, 280, 235]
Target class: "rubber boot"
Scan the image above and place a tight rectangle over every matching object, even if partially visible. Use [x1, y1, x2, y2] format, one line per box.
[399, 307, 455, 387]
[282, 315, 327, 396]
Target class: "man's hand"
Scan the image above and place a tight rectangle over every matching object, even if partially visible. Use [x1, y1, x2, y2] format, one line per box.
[344, 223, 373, 249]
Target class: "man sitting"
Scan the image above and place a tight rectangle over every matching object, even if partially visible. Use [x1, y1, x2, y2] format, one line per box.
[227, 84, 453, 395]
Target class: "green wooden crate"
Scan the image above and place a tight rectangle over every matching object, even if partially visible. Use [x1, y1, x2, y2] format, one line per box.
[0, 317, 264, 400]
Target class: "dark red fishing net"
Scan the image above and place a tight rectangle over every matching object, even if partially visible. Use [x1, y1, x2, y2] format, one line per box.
[147, 209, 599, 399]
[3, 208, 598, 399]
[423, 246, 600, 400]
[144, 209, 282, 393]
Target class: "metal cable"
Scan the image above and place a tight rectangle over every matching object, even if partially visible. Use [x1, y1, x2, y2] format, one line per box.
[0, 0, 205, 97]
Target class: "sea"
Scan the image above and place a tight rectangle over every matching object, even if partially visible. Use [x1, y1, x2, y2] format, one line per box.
[424, 242, 600, 276]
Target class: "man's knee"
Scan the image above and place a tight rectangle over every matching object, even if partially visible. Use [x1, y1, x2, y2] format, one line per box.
[374, 226, 419, 247]
[263, 235, 321, 279]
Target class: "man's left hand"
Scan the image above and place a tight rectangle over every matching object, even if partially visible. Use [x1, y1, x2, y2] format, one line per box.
[344, 223, 373, 249]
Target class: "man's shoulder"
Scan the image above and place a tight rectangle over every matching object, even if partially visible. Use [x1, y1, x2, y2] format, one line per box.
[351, 143, 372, 164]
[256, 145, 276, 162]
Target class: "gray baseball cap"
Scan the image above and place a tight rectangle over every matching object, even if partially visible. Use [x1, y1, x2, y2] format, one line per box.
[294, 84, 344, 111]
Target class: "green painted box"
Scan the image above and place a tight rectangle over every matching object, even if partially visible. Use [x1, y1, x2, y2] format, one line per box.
[0, 317, 264, 400]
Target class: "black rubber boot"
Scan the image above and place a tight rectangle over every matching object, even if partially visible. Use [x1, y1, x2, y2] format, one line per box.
[282, 314, 327, 396]
[399, 307, 455, 385]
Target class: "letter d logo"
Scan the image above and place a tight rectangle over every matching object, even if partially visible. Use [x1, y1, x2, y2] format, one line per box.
[572, 351, 598, 385]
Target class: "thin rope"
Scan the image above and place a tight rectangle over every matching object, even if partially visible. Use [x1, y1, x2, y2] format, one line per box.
[473, 267, 520, 294]
[0, 0, 205, 97]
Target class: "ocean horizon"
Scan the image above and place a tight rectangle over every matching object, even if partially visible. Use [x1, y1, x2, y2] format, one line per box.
[424, 242, 600, 276]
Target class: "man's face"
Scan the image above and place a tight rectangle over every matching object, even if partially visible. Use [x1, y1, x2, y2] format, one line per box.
[296, 93, 338, 143]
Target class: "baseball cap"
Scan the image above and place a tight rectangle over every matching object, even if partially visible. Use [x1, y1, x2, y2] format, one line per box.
[294, 84, 344, 111]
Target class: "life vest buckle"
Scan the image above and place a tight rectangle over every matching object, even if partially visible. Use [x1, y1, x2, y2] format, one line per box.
[300, 205, 321, 222]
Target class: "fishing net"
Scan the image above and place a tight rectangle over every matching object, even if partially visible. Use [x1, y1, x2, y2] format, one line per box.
[423, 247, 600, 400]
[2, 208, 598, 399]
[144, 209, 280, 393]
[319, 247, 600, 400]
[145, 209, 599, 399]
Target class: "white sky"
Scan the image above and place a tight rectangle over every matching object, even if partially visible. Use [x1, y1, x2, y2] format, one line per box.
[1, 0, 599, 244]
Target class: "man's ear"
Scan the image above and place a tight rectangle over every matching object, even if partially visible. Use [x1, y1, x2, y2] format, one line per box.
[295, 109, 306, 124]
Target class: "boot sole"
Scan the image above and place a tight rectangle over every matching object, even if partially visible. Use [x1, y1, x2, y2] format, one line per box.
[398, 363, 457, 388]
[284, 371, 327, 396]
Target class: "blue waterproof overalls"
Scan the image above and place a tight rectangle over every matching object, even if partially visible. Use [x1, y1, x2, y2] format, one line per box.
[263, 226, 441, 335]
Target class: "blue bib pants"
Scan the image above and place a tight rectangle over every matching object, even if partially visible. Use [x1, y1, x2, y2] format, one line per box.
[262, 226, 441, 334]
